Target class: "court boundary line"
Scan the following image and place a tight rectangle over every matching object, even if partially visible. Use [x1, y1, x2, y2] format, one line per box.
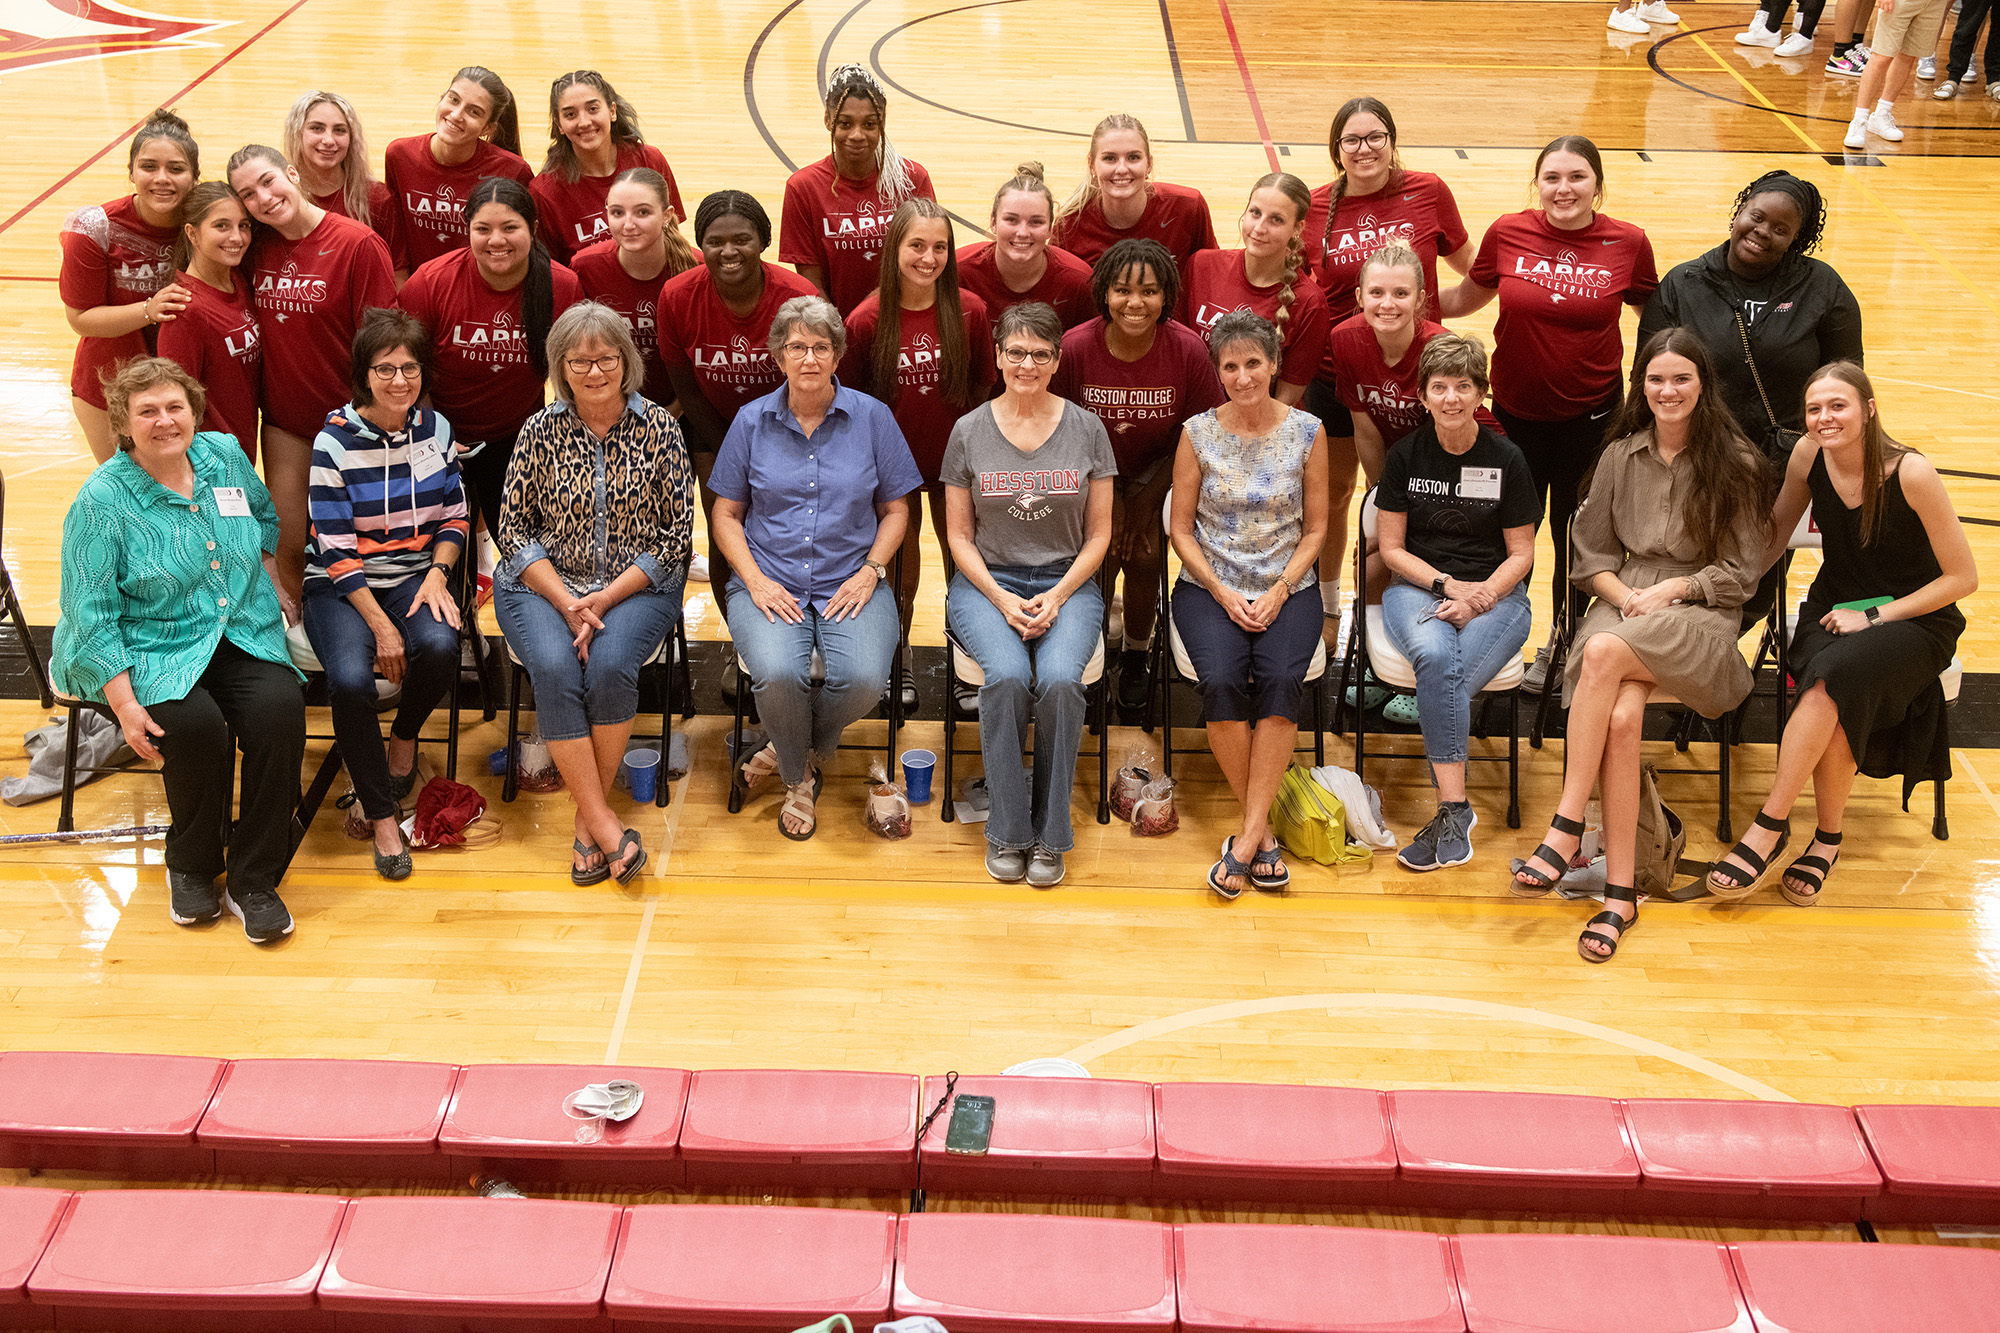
[1211, 0, 1280, 171]
[603, 897, 658, 1064]
[0, 0, 317, 239]
[1157, 0, 1199, 142]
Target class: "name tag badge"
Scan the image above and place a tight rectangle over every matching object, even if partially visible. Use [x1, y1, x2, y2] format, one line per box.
[1458, 466, 1502, 501]
[212, 486, 252, 517]
[409, 441, 445, 481]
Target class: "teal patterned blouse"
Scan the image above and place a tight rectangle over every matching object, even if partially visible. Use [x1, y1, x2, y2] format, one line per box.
[53, 432, 301, 707]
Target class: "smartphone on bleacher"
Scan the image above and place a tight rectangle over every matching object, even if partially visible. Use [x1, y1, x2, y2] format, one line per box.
[944, 1094, 995, 1155]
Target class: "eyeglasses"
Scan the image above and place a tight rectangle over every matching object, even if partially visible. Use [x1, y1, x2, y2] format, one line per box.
[369, 363, 422, 381]
[782, 341, 835, 362]
[565, 354, 623, 374]
[1338, 130, 1391, 152]
[1001, 346, 1057, 366]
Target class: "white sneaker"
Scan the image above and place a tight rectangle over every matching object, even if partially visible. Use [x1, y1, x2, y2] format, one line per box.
[1736, 15, 1780, 45]
[688, 553, 710, 582]
[1917, 55, 1937, 79]
[1843, 114, 1869, 150]
[1866, 108, 1905, 141]
[1636, 0, 1680, 20]
[1774, 31, 1815, 55]
[1935, 77, 1964, 98]
[1608, 5, 1652, 32]
[1852, 41, 1872, 61]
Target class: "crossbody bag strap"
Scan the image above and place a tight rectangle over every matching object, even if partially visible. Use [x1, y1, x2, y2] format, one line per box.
[1735, 310, 1780, 432]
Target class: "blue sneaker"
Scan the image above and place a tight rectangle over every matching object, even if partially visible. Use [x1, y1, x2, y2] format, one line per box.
[1397, 802, 1479, 872]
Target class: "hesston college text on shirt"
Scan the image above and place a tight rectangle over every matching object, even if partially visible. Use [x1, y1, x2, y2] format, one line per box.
[978, 466, 1082, 522]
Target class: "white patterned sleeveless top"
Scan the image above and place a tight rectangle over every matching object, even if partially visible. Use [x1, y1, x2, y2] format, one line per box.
[1179, 406, 1321, 597]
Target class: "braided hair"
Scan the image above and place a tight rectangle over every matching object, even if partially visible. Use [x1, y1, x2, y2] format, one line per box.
[822, 64, 917, 204]
[1729, 170, 1827, 257]
[464, 177, 555, 377]
[1246, 172, 1312, 346]
[694, 190, 772, 249]
[1319, 98, 1401, 269]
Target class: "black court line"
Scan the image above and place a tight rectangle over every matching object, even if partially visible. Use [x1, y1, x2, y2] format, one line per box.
[744, 0, 813, 176]
[1939, 468, 2000, 482]
[818, 0, 875, 96]
[1961, 515, 2000, 526]
[1158, 0, 1200, 144]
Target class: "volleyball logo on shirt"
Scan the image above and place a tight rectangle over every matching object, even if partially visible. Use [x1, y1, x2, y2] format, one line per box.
[449, 310, 528, 368]
[1511, 246, 1614, 301]
[690, 333, 775, 384]
[403, 185, 467, 236]
[823, 206, 894, 261]
[615, 300, 657, 350]
[899, 331, 940, 395]
[254, 262, 331, 318]
[1324, 215, 1416, 264]
[1079, 384, 1174, 432]
[1189, 300, 1252, 334]
[977, 467, 1081, 522]
[224, 318, 262, 366]
[1355, 381, 1421, 434]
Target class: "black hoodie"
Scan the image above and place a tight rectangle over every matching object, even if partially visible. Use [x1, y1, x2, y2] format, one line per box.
[1638, 242, 1863, 449]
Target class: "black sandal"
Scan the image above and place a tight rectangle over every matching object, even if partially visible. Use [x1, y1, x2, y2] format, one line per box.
[611, 829, 647, 884]
[1707, 811, 1791, 901]
[1249, 841, 1289, 892]
[1208, 837, 1252, 900]
[1578, 884, 1637, 964]
[1780, 829, 1842, 907]
[571, 838, 609, 887]
[1511, 812, 1585, 897]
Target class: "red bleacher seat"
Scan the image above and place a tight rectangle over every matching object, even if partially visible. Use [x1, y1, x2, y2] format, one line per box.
[0, 1051, 225, 1175]
[1388, 1090, 1640, 1213]
[918, 1075, 1153, 1197]
[1175, 1222, 1462, 1333]
[317, 1195, 619, 1332]
[26, 1188, 346, 1333]
[1728, 1240, 2000, 1333]
[0, 1188, 69, 1332]
[1621, 1098, 1881, 1220]
[893, 1212, 1176, 1332]
[1450, 1233, 1752, 1333]
[604, 1204, 895, 1331]
[1152, 1082, 1397, 1206]
[1855, 1103, 2000, 1223]
[678, 1070, 920, 1191]
[440, 1063, 690, 1187]
[196, 1058, 459, 1178]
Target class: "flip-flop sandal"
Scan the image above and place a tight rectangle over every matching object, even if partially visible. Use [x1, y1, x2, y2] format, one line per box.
[779, 775, 818, 842]
[571, 838, 610, 886]
[1207, 836, 1251, 900]
[1249, 841, 1289, 892]
[610, 829, 647, 884]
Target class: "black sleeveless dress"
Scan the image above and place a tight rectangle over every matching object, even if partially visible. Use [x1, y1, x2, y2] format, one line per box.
[1792, 451, 1963, 799]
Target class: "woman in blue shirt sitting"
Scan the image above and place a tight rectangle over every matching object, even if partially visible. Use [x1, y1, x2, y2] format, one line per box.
[711, 294, 924, 841]
[53, 357, 306, 945]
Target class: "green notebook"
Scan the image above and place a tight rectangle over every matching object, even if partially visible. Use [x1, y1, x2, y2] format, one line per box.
[1834, 596, 1891, 613]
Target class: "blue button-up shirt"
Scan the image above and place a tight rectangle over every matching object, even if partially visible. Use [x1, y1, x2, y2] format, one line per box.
[710, 380, 923, 614]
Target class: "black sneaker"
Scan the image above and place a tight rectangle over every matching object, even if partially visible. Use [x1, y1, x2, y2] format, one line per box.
[225, 887, 294, 944]
[1117, 648, 1153, 714]
[167, 869, 222, 925]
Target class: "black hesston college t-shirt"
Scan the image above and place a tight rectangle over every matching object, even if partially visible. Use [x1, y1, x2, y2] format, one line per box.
[1376, 422, 1541, 581]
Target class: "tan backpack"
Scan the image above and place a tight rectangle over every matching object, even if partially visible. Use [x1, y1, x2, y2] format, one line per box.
[1635, 763, 1696, 900]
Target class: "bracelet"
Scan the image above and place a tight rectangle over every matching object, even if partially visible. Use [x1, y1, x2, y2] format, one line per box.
[142, 296, 156, 324]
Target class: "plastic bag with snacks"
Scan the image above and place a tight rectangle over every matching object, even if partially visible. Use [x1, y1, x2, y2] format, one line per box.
[1131, 775, 1179, 836]
[513, 733, 563, 793]
[865, 761, 912, 840]
[1110, 746, 1155, 823]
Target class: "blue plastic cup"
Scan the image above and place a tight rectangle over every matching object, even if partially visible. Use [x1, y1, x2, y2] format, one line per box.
[625, 748, 661, 803]
[900, 749, 936, 803]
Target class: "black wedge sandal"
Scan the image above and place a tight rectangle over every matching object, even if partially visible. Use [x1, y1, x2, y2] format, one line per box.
[1780, 829, 1842, 907]
[1577, 884, 1637, 964]
[1706, 811, 1791, 901]
[1511, 811, 1585, 897]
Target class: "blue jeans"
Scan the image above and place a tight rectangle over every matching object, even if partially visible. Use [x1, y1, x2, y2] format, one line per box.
[725, 579, 899, 787]
[1380, 580, 1533, 765]
[494, 577, 683, 743]
[302, 572, 461, 821]
[946, 566, 1102, 854]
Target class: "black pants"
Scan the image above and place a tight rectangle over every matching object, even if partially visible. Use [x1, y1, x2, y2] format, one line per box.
[148, 639, 306, 894]
[1171, 580, 1321, 724]
[459, 429, 522, 542]
[1495, 394, 1621, 626]
[1758, 0, 1826, 35]
[1948, 0, 1999, 82]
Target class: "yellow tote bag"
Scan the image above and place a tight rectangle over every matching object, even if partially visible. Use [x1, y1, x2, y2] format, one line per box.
[1270, 766, 1370, 866]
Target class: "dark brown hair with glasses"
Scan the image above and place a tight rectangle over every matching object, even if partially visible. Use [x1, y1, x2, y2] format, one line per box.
[349, 307, 433, 407]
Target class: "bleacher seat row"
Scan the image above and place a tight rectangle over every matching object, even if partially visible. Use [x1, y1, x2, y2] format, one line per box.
[1, 1189, 1997, 1333]
[2, 1052, 1998, 1224]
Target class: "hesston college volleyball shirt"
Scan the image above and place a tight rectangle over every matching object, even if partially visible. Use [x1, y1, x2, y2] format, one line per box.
[1471, 209, 1659, 421]
[1183, 248, 1332, 390]
[157, 270, 262, 456]
[570, 240, 676, 406]
[1051, 318, 1224, 474]
[780, 155, 937, 315]
[656, 261, 819, 423]
[383, 135, 534, 272]
[396, 248, 584, 444]
[1327, 315, 1501, 444]
[248, 211, 396, 439]
[1302, 171, 1468, 324]
[840, 291, 996, 480]
[954, 241, 1097, 329]
[529, 144, 687, 264]
[941, 399, 1117, 570]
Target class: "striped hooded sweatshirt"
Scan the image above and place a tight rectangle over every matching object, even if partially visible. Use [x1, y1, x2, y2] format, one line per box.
[305, 402, 469, 595]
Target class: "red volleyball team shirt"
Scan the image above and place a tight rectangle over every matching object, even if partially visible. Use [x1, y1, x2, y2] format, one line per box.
[382, 135, 534, 272]
[1051, 317, 1224, 474]
[156, 270, 262, 458]
[58, 195, 177, 406]
[953, 242, 1096, 328]
[1050, 182, 1218, 272]
[248, 211, 397, 439]
[1302, 170, 1468, 325]
[530, 144, 686, 264]
[656, 261, 820, 423]
[314, 181, 399, 257]
[570, 240, 677, 407]
[779, 155, 937, 315]
[1470, 209, 1659, 421]
[1182, 248, 1333, 390]
[396, 248, 584, 443]
[841, 290, 997, 479]
[1327, 315, 1501, 444]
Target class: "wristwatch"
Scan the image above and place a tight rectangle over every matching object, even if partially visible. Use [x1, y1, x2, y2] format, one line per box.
[863, 559, 888, 581]
[1430, 575, 1448, 597]
[1865, 605, 1881, 625]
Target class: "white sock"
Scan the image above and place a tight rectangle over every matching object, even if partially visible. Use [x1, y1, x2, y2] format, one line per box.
[1875, 98, 1894, 113]
[477, 534, 498, 578]
[1849, 106, 1869, 121]
[1124, 633, 1153, 653]
[1319, 580, 1342, 614]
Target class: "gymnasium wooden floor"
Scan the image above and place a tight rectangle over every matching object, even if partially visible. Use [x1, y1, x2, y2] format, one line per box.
[3, 0, 2000, 1240]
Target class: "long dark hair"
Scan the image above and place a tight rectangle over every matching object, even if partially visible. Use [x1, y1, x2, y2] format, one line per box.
[871, 199, 973, 407]
[464, 177, 555, 377]
[452, 66, 521, 156]
[1808, 360, 1907, 545]
[1320, 97, 1402, 258]
[542, 70, 645, 182]
[1594, 327, 1772, 566]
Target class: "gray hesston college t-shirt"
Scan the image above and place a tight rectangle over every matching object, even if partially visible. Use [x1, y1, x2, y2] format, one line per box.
[941, 399, 1118, 569]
